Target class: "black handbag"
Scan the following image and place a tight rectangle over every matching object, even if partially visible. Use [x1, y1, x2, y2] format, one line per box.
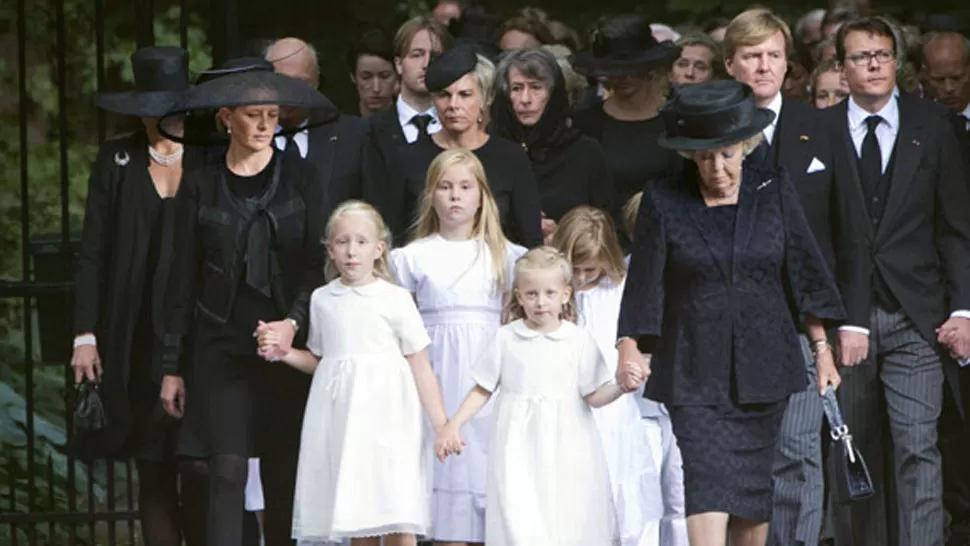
[821, 386, 875, 502]
[71, 381, 108, 461]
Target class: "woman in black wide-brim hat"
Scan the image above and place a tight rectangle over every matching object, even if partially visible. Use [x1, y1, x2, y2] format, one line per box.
[158, 58, 337, 546]
[614, 80, 845, 545]
[570, 14, 682, 247]
[72, 45, 207, 546]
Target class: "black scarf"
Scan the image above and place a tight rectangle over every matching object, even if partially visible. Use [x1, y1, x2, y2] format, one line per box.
[490, 63, 581, 163]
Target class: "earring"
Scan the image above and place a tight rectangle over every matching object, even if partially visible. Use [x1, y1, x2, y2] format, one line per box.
[478, 112, 483, 124]
[226, 125, 232, 134]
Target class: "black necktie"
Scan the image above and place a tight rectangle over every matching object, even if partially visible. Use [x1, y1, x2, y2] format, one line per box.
[750, 135, 771, 167]
[410, 114, 433, 141]
[860, 115, 883, 191]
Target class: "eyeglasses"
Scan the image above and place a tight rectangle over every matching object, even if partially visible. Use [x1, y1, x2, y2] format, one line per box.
[845, 50, 895, 67]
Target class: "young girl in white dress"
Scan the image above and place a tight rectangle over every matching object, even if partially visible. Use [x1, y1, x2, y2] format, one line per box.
[259, 201, 448, 546]
[552, 206, 661, 546]
[390, 149, 526, 544]
[436, 247, 643, 546]
[618, 193, 688, 546]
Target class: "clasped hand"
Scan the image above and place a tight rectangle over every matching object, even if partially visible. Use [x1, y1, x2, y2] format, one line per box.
[254, 319, 296, 362]
[434, 422, 466, 462]
[616, 345, 650, 393]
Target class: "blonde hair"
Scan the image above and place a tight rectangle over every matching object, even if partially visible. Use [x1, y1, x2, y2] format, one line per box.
[324, 200, 394, 283]
[723, 8, 793, 60]
[621, 192, 643, 242]
[412, 149, 511, 293]
[502, 246, 578, 325]
[474, 54, 496, 121]
[551, 206, 626, 285]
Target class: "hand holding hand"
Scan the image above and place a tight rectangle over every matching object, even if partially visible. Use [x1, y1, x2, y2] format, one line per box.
[837, 330, 869, 367]
[434, 422, 465, 462]
[254, 320, 294, 362]
[71, 344, 102, 384]
[616, 340, 648, 393]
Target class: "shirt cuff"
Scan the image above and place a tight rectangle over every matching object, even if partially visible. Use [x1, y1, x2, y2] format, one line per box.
[949, 310, 970, 320]
[838, 325, 870, 336]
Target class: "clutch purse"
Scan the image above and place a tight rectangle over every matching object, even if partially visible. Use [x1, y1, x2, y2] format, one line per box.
[71, 381, 107, 461]
[821, 386, 874, 502]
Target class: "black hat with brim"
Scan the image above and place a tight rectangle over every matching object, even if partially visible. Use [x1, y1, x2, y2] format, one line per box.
[158, 57, 338, 144]
[570, 16, 681, 77]
[656, 80, 775, 151]
[96, 46, 190, 117]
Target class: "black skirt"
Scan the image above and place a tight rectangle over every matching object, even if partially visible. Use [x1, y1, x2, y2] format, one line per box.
[668, 399, 788, 522]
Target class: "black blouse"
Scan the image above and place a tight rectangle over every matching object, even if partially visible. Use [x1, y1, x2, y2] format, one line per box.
[394, 136, 543, 247]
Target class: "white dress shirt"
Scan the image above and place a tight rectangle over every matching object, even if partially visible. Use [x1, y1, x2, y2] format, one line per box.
[762, 92, 783, 146]
[397, 95, 441, 144]
[274, 120, 310, 159]
[839, 95, 970, 336]
[960, 103, 970, 131]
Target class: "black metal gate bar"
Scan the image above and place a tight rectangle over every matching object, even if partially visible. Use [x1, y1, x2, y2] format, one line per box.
[180, 0, 189, 49]
[136, 0, 155, 48]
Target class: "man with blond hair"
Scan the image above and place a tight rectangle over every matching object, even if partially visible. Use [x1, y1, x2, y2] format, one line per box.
[723, 9, 839, 546]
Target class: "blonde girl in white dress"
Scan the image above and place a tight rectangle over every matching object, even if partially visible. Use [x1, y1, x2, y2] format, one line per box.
[258, 201, 448, 546]
[436, 247, 643, 546]
[390, 149, 526, 545]
[552, 206, 662, 546]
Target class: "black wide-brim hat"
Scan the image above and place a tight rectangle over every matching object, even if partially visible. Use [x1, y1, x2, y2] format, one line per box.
[570, 15, 681, 77]
[158, 57, 338, 144]
[96, 46, 190, 117]
[657, 80, 775, 151]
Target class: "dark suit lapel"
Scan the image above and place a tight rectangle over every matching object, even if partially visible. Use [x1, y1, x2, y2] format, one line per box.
[732, 170, 761, 281]
[376, 103, 406, 150]
[309, 123, 338, 196]
[774, 100, 810, 174]
[876, 97, 923, 244]
[832, 101, 874, 241]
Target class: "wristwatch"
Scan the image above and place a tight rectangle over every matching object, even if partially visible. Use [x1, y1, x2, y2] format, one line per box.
[614, 336, 632, 349]
[286, 318, 300, 332]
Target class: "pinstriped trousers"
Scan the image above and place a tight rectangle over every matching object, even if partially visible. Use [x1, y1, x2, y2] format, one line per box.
[832, 306, 945, 546]
[768, 336, 826, 546]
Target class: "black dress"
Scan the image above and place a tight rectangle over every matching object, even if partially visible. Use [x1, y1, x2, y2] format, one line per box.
[489, 66, 615, 222]
[393, 136, 543, 247]
[74, 132, 198, 461]
[617, 165, 845, 521]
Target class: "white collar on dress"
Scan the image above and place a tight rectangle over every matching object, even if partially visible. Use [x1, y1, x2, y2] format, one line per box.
[509, 319, 573, 340]
[326, 278, 386, 297]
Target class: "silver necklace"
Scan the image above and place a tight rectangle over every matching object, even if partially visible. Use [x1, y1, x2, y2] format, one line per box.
[148, 145, 184, 166]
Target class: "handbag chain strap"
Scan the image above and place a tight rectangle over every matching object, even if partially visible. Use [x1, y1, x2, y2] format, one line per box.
[820, 386, 856, 463]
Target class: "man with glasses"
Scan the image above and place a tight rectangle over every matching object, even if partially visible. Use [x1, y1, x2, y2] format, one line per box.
[818, 16, 970, 546]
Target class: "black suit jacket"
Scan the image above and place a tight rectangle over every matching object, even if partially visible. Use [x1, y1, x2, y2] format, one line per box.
[617, 165, 845, 406]
[301, 115, 365, 207]
[360, 104, 410, 238]
[820, 96, 970, 343]
[752, 98, 839, 271]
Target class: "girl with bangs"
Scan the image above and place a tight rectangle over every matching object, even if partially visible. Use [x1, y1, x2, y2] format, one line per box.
[553, 206, 687, 546]
[389, 149, 526, 545]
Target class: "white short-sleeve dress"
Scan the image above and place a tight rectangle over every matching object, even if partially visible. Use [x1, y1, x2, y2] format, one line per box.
[474, 319, 619, 546]
[291, 278, 433, 544]
[390, 235, 525, 542]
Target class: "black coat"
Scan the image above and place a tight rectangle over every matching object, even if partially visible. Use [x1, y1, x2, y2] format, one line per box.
[301, 114, 365, 207]
[74, 132, 202, 456]
[359, 104, 409, 237]
[819, 96, 970, 396]
[617, 165, 845, 406]
[160, 151, 329, 371]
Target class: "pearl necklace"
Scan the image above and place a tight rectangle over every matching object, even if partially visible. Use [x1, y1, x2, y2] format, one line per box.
[148, 145, 184, 166]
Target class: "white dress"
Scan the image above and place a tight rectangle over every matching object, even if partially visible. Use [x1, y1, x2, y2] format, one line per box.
[292, 278, 434, 543]
[390, 235, 526, 542]
[576, 278, 658, 545]
[474, 319, 619, 546]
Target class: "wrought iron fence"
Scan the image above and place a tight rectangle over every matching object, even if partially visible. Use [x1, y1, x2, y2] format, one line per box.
[0, 0, 217, 544]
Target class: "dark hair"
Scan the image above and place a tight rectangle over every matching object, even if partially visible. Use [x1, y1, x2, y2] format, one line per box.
[703, 16, 731, 34]
[499, 10, 555, 46]
[346, 29, 395, 73]
[834, 16, 897, 64]
[823, 7, 860, 31]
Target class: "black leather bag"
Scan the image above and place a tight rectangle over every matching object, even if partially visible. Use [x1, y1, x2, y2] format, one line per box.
[821, 386, 875, 502]
[71, 381, 108, 461]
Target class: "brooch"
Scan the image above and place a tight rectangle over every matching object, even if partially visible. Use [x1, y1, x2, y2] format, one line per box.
[799, 135, 809, 141]
[113, 151, 130, 167]
[912, 139, 920, 147]
[757, 179, 773, 190]
[330, 135, 338, 142]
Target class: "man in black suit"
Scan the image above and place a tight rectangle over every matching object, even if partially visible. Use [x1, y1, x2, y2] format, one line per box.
[721, 9, 838, 545]
[360, 16, 451, 243]
[920, 30, 970, 545]
[819, 16, 970, 546]
[266, 37, 366, 207]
